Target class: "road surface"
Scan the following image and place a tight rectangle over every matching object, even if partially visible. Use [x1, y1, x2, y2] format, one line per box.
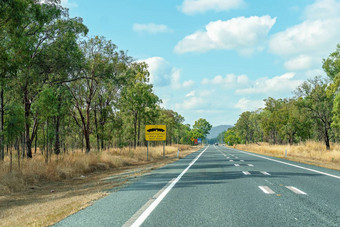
[55, 145, 340, 226]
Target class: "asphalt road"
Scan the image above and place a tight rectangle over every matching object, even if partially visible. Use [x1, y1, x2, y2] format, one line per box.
[55, 145, 340, 227]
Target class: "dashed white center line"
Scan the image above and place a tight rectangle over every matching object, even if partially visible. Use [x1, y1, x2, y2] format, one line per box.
[259, 186, 275, 194]
[242, 171, 251, 175]
[261, 171, 271, 176]
[286, 186, 307, 195]
[234, 164, 240, 167]
[240, 160, 244, 162]
[229, 160, 234, 162]
[247, 164, 254, 167]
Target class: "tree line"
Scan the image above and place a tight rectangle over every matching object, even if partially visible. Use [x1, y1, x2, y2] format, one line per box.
[0, 0, 212, 163]
[224, 44, 340, 150]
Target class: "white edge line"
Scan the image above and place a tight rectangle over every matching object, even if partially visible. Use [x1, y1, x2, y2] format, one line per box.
[286, 186, 307, 195]
[130, 146, 209, 227]
[232, 148, 340, 179]
[259, 186, 275, 194]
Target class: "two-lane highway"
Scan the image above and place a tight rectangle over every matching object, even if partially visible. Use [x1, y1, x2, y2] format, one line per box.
[55, 145, 340, 226]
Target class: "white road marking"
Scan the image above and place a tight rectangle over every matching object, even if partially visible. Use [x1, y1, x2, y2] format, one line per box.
[261, 171, 271, 176]
[229, 160, 234, 162]
[243, 171, 251, 175]
[259, 186, 275, 194]
[247, 164, 254, 167]
[286, 186, 307, 195]
[233, 149, 340, 179]
[240, 160, 244, 162]
[128, 146, 209, 227]
[234, 164, 240, 167]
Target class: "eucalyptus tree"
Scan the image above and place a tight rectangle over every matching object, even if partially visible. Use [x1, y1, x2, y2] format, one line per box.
[2, 0, 88, 158]
[295, 77, 333, 150]
[120, 62, 160, 148]
[66, 36, 130, 152]
[193, 118, 212, 139]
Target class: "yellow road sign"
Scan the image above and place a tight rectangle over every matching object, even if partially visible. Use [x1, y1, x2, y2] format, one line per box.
[191, 137, 195, 141]
[145, 125, 166, 141]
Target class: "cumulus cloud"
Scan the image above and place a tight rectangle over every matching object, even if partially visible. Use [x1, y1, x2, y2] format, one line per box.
[235, 98, 265, 112]
[201, 74, 249, 87]
[175, 97, 206, 110]
[269, 0, 340, 71]
[236, 73, 303, 95]
[269, 19, 340, 56]
[175, 89, 213, 110]
[140, 57, 194, 89]
[303, 0, 340, 20]
[284, 55, 314, 71]
[179, 0, 245, 15]
[174, 16, 276, 54]
[141, 57, 172, 86]
[133, 23, 172, 33]
[186, 91, 196, 97]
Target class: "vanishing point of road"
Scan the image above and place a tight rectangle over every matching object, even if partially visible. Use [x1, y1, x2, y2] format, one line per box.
[55, 145, 340, 226]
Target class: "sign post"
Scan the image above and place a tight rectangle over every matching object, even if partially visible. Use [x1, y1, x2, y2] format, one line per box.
[145, 125, 167, 160]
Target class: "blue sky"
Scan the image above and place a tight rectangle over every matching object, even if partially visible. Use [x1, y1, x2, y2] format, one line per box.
[62, 0, 340, 127]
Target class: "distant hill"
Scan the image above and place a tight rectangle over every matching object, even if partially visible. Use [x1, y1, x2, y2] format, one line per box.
[207, 125, 232, 139]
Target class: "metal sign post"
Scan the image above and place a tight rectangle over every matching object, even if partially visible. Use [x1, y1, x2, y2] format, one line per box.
[163, 141, 165, 157]
[147, 141, 149, 161]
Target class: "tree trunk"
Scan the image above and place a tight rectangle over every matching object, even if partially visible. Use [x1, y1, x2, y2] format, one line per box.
[54, 115, 60, 155]
[137, 117, 141, 147]
[45, 119, 49, 164]
[0, 88, 4, 161]
[34, 128, 37, 154]
[324, 126, 330, 150]
[84, 128, 90, 153]
[22, 133, 25, 158]
[16, 137, 20, 170]
[24, 88, 33, 158]
[133, 112, 137, 149]
[94, 105, 100, 151]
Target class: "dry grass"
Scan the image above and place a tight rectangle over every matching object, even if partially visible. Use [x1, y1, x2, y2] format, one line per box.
[234, 141, 340, 170]
[0, 145, 198, 227]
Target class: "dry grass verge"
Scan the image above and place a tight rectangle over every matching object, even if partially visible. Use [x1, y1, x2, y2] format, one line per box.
[0, 145, 199, 227]
[233, 141, 340, 171]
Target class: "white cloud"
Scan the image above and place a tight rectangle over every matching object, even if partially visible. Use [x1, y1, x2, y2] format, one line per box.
[183, 80, 195, 88]
[237, 75, 249, 84]
[179, 0, 245, 15]
[141, 57, 172, 86]
[175, 97, 206, 110]
[175, 16, 276, 54]
[236, 72, 303, 95]
[284, 55, 314, 71]
[269, 0, 340, 72]
[235, 98, 265, 112]
[303, 0, 340, 20]
[202, 74, 249, 87]
[269, 19, 340, 56]
[186, 91, 196, 97]
[133, 23, 172, 34]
